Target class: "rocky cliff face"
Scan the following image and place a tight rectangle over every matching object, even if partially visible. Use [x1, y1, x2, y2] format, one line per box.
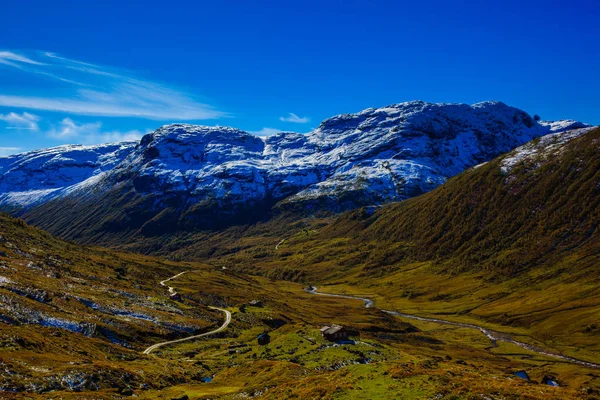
[0, 101, 590, 232]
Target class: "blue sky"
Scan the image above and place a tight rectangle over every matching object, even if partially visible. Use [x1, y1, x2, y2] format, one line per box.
[1, 0, 599, 155]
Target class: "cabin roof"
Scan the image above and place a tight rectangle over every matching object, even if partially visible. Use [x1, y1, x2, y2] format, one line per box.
[321, 324, 345, 335]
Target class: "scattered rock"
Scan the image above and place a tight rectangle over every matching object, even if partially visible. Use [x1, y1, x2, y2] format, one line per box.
[542, 375, 559, 387]
[514, 370, 530, 380]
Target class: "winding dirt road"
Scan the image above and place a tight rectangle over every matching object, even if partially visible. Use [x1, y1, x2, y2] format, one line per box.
[142, 271, 232, 355]
[159, 270, 189, 295]
[275, 239, 286, 250]
[306, 286, 600, 369]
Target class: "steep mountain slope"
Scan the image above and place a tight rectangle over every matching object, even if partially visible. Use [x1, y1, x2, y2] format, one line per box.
[200, 126, 600, 363]
[278, 101, 583, 210]
[0, 142, 136, 210]
[325, 124, 600, 276]
[14, 101, 587, 247]
[215, 125, 600, 281]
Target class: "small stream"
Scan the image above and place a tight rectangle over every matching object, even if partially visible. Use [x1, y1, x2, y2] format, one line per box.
[306, 286, 600, 369]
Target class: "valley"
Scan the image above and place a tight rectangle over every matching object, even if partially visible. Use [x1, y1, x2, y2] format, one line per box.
[308, 286, 600, 369]
[0, 103, 598, 399]
[0, 211, 597, 399]
[4, 0, 600, 396]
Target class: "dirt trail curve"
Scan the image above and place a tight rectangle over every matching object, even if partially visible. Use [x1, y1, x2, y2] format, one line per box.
[306, 286, 600, 369]
[159, 271, 188, 295]
[143, 271, 232, 355]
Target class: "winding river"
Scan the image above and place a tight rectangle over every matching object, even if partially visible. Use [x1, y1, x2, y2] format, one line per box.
[306, 286, 600, 369]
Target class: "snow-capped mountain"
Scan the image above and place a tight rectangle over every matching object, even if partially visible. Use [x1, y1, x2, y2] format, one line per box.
[0, 142, 136, 207]
[279, 101, 588, 209]
[0, 101, 589, 220]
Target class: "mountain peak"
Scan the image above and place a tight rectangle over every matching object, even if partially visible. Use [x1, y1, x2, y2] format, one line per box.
[140, 124, 257, 146]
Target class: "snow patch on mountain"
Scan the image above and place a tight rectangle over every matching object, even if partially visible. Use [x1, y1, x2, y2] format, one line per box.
[501, 126, 595, 173]
[0, 189, 61, 208]
[0, 142, 136, 207]
[281, 101, 589, 208]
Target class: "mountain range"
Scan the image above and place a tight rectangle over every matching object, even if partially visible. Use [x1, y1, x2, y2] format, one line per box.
[0, 101, 589, 246]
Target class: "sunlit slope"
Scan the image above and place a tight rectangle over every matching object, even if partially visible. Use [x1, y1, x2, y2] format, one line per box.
[342, 126, 600, 277]
[0, 213, 230, 392]
[212, 127, 600, 361]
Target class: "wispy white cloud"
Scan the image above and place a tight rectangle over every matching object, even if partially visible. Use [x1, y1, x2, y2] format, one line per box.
[0, 112, 40, 130]
[97, 129, 145, 143]
[47, 118, 99, 139]
[0, 50, 226, 120]
[44, 52, 96, 67]
[279, 113, 309, 123]
[0, 147, 22, 156]
[47, 118, 145, 144]
[249, 127, 284, 137]
[0, 51, 44, 67]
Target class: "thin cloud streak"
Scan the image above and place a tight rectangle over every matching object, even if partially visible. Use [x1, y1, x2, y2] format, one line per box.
[0, 50, 227, 120]
[0, 147, 22, 156]
[0, 51, 44, 65]
[279, 112, 310, 123]
[0, 94, 222, 120]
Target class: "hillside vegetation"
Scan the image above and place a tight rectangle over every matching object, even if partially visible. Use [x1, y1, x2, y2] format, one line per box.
[0, 214, 598, 398]
[328, 126, 600, 277]
[199, 127, 600, 366]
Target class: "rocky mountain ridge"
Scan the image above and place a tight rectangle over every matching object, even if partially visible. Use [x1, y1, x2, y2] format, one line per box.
[0, 101, 588, 219]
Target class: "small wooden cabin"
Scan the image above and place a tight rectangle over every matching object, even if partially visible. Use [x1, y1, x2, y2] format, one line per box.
[320, 325, 349, 342]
